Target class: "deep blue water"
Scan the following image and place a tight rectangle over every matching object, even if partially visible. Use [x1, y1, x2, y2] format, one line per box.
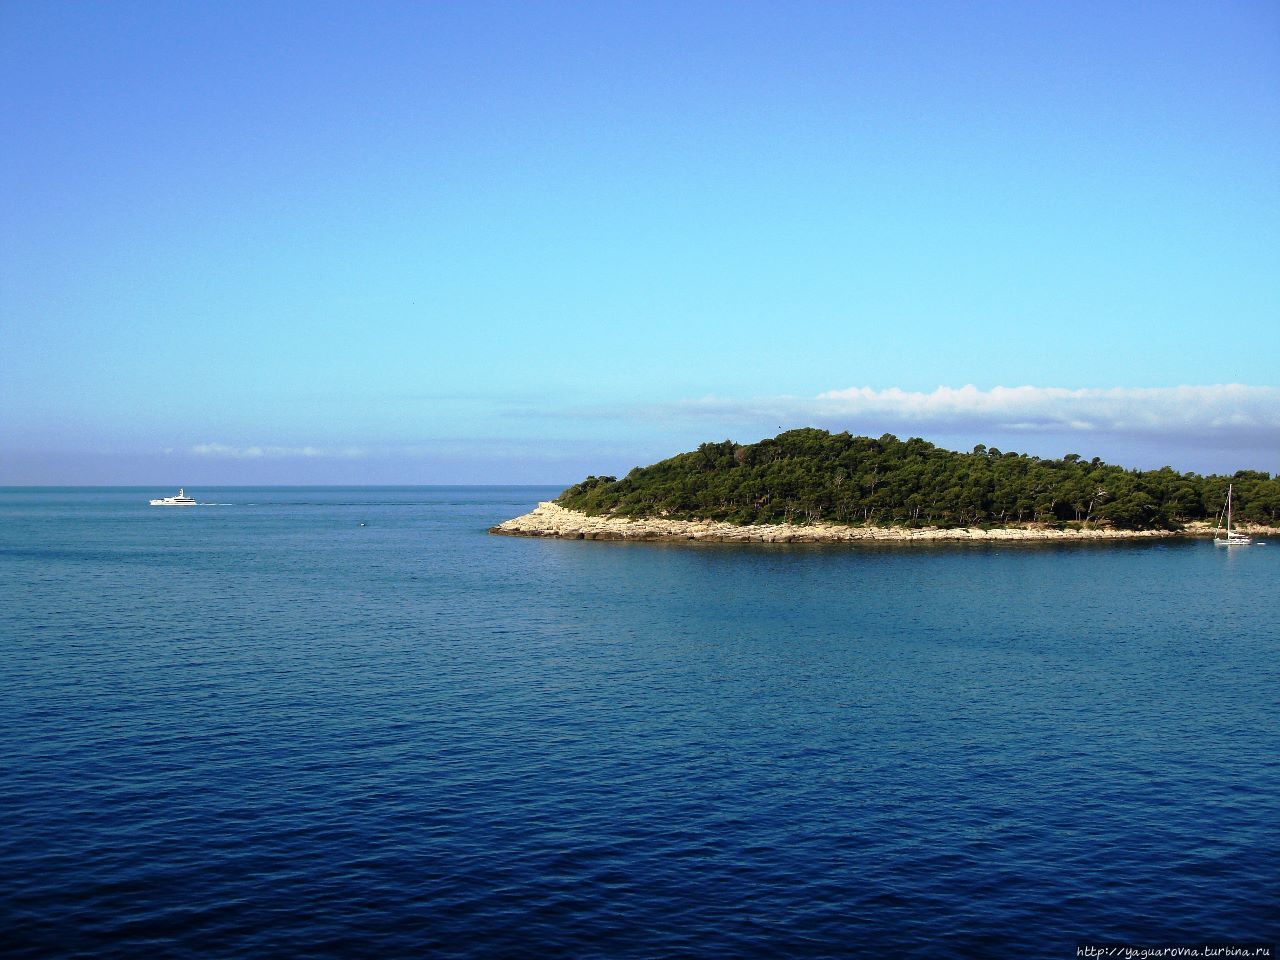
[1, 486, 1276, 958]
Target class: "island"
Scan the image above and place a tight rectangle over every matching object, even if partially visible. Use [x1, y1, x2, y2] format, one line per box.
[491, 429, 1279, 543]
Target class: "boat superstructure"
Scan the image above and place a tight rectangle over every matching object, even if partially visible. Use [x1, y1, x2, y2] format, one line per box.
[150, 488, 197, 506]
[1214, 483, 1251, 546]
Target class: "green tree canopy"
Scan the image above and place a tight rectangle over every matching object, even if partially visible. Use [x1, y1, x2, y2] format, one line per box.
[556, 429, 1279, 530]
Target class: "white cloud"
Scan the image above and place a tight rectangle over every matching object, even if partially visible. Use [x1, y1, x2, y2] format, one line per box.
[664, 384, 1280, 442]
[188, 443, 367, 459]
[172, 385, 1278, 469]
[181, 438, 619, 463]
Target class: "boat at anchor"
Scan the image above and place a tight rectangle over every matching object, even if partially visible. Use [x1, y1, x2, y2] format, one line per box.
[1214, 484, 1251, 546]
[150, 488, 197, 506]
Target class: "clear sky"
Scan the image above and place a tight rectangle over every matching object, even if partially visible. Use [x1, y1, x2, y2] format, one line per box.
[3, 0, 1278, 484]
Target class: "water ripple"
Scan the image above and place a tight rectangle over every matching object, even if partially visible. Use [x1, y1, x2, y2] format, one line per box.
[1, 487, 1277, 957]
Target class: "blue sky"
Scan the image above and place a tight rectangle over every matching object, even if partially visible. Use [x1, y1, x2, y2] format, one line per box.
[3, 0, 1277, 483]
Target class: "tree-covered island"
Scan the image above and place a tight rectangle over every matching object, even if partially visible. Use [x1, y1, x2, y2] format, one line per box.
[556, 429, 1279, 531]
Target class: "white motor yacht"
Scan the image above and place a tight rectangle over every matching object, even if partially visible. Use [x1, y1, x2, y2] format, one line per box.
[150, 488, 197, 506]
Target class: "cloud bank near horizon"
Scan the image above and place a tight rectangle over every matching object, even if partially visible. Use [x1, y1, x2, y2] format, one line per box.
[4, 384, 1276, 484]
[180, 384, 1280, 463]
[179, 437, 644, 464]
[652, 384, 1280, 446]
[187, 443, 368, 460]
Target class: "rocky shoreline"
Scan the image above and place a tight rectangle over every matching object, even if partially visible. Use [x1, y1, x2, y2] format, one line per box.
[490, 502, 1270, 544]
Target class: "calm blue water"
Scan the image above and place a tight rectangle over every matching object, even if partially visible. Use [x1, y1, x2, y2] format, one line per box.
[1, 487, 1276, 958]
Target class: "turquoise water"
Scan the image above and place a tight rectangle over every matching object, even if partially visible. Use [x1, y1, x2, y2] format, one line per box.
[1, 487, 1277, 957]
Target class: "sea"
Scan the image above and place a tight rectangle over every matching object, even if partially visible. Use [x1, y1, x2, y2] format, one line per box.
[1, 487, 1276, 959]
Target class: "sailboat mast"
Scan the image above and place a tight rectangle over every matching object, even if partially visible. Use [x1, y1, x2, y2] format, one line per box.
[1215, 483, 1252, 546]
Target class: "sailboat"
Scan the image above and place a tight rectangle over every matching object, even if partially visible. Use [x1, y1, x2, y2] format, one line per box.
[1214, 484, 1251, 546]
